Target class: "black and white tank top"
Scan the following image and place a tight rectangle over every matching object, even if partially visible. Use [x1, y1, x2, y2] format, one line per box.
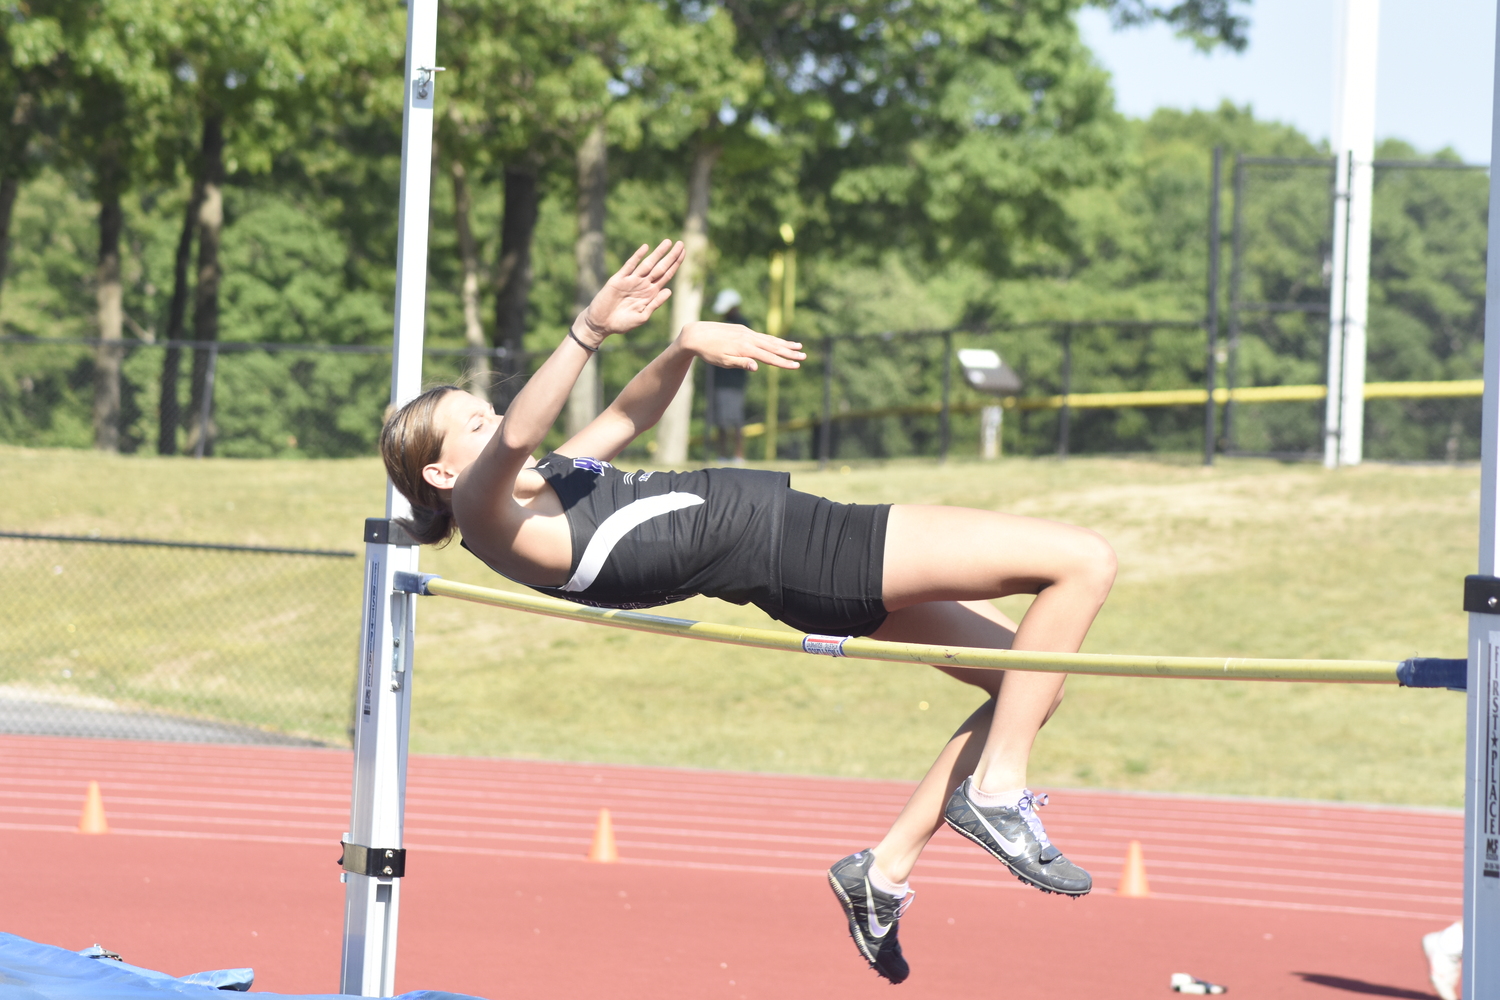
[473, 454, 790, 613]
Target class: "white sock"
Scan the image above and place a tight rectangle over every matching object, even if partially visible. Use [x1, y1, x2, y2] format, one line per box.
[866, 856, 910, 898]
[966, 782, 1026, 809]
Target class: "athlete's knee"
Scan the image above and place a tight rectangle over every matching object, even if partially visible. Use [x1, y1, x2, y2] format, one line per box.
[1061, 528, 1116, 597]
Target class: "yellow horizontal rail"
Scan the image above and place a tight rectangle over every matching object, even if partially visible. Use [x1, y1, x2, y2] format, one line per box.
[423, 577, 1402, 684]
[738, 379, 1483, 438]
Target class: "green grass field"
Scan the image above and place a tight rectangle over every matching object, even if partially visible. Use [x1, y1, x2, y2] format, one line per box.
[0, 445, 1473, 806]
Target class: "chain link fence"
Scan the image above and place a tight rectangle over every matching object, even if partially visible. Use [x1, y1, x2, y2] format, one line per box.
[0, 531, 362, 745]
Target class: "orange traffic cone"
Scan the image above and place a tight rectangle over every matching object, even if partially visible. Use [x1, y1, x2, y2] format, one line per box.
[587, 807, 618, 863]
[78, 781, 108, 835]
[1117, 839, 1150, 897]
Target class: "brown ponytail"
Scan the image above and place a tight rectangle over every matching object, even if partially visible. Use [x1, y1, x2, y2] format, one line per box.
[379, 385, 462, 545]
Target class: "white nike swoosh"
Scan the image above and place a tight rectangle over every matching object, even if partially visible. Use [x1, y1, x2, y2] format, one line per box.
[970, 805, 1027, 857]
[863, 877, 892, 939]
[562, 492, 705, 593]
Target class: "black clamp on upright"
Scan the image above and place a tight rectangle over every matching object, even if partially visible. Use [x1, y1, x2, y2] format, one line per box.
[1464, 574, 1500, 614]
[365, 518, 419, 546]
[339, 840, 407, 878]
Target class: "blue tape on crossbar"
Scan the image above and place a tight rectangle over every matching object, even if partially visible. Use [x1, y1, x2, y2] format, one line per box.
[392, 571, 439, 595]
[1396, 657, 1467, 690]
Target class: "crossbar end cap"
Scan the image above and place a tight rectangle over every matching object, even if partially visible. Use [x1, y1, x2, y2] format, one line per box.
[392, 571, 439, 595]
[1397, 657, 1467, 691]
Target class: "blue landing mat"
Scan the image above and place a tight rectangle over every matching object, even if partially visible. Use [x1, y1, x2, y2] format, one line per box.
[0, 933, 485, 1000]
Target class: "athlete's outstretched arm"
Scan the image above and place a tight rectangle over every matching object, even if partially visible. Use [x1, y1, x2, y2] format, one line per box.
[560, 321, 804, 461]
[452, 240, 682, 517]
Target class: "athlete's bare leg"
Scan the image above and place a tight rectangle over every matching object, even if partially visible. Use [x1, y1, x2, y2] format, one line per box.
[866, 505, 1115, 881]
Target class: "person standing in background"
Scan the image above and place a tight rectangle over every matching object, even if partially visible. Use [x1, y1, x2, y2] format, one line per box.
[706, 289, 750, 464]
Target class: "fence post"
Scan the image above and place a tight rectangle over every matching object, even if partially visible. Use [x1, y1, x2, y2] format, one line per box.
[819, 335, 834, 469]
[193, 343, 218, 460]
[1205, 147, 1223, 466]
[1057, 325, 1073, 458]
[1225, 155, 1247, 452]
[939, 330, 953, 462]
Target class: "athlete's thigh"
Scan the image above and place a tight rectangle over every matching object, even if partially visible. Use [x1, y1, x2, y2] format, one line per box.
[870, 599, 1018, 694]
[880, 504, 1110, 610]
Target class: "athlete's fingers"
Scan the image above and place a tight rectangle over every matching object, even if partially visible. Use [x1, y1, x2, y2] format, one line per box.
[636, 238, 675, 277]
[750, 349, 801, 369]
[616, 243, 651, 278]
[752, 335, 805, 360]
[646, 241, 684, 283]
[730, 345, 800, 369]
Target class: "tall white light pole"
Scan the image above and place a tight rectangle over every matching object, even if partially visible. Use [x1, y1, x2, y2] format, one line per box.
[1324, 0, 1379, 468]
[340, 0, 440, 994]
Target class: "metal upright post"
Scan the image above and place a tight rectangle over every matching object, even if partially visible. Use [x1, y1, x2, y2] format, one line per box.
[340, 1, 440, 995]
[939, 330, 953, 462]
[819, 335, 833, 469]
[1204, 147, 1223, 467]
[1460, 10, 1500, 994]
[1057, 325, 1072, 459]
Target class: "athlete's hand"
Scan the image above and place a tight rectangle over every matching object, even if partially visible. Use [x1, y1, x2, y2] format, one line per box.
[574, 239, 686, 344]
[680, 321, 805, 371]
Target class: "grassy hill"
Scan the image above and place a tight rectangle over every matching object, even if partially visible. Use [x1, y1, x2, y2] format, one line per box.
[0, 445, 1473, 806]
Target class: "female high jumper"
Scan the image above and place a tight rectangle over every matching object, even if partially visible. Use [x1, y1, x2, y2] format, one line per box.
[379, 239, 1116, 984]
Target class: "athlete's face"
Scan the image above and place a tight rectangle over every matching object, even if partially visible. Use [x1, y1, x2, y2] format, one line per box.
[421, 390, 501, 492]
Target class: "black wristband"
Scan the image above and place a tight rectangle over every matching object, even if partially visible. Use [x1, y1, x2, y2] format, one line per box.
[568, 328, 600, 354]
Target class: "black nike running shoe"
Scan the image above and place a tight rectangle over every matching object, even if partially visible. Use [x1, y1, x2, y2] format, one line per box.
[942, 778, 1091, 896]
[827, 850, 913, 984]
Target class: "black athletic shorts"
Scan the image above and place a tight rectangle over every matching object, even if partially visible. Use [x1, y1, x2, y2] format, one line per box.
[772, 490, 890, 637]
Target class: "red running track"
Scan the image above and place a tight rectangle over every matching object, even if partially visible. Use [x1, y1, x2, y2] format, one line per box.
[0, 735, 1460, 999]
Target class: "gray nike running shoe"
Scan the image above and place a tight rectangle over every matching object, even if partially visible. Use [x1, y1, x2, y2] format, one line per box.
[827, 850, 913, 984]
[942, 778, 1091, 896]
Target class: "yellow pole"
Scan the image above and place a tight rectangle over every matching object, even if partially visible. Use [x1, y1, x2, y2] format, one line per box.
[779, 222, 796, 337]
[764, 252, 785, 461]
[420, 576, 1406, 684]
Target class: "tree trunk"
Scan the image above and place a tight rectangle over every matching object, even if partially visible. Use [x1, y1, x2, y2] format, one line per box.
[0, 175, 17, 311]
[492, 164, 539, 411]
[186, 114, 225, 457]
[92, 185, 125, 452]
[0, 91, 34, 311]
[157, 164, 206, 455]
[567, 123, 608, 438]
[450, 156, 490, 386]
[656, 141, 721, 465]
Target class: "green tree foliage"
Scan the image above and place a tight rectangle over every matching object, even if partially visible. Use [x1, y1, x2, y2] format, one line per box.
[0, 2, 1489, 464]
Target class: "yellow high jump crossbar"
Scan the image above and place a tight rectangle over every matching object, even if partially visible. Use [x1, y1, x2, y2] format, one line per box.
[737, 379, 1485, 439]
[393, 572, 1464, 689]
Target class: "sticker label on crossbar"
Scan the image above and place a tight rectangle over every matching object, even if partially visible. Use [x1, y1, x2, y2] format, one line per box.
[803, 635, 850, 657]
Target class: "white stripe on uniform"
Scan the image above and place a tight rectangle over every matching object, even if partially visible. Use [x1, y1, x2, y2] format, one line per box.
[561, 492, 706, 593]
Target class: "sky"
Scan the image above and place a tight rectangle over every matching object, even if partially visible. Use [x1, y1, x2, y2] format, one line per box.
[1076, 0, 1497, 163]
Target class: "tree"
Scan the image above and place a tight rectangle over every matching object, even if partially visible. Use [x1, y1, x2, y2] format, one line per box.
[618, 0, 762, 463]
[30, 0, 172, 451]
[433, 0, 624, 413]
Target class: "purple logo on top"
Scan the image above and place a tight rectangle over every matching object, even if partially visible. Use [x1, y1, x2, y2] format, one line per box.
[572, 457, 612, 475]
